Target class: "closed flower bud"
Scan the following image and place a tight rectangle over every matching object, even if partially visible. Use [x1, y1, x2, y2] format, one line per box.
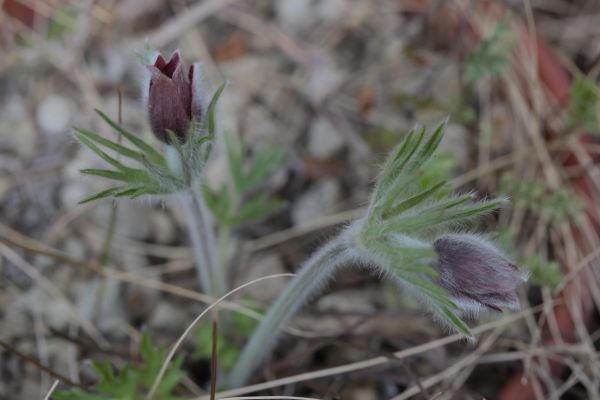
[433, 234, 527, 313]
[146, 51, 204, 143]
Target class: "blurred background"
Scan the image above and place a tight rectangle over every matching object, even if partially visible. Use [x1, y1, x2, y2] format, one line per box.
[2, 0, 600, 399]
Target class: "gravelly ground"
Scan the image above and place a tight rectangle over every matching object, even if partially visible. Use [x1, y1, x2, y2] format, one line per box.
[2, 1, 600, 399]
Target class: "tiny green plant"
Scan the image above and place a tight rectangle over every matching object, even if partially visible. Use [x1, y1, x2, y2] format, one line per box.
[497, 229, 562, 293]
[499, 173, 583, 224]
[567, 75, 600, 134]
[204, 131, 285, 268]
[53, 333, 185, 400]
[204, 132, 285, 229]
[47, 4, 79, 40]
[464, 18, 515, 83]
[525, 255, 563, 292]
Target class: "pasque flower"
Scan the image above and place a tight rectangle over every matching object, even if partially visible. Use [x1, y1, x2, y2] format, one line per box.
[228, 125, 521, 387]
[146, 51, 204, 143]
[433, 234, 527, 313]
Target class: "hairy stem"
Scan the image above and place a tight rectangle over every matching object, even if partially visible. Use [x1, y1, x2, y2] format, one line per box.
[182, 184, 226, 298]
[227, 226, 359, 387]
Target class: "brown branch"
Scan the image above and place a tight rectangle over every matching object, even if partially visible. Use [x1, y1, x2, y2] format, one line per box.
[210, 320, 218, 400]
[0, 339, 84, 389]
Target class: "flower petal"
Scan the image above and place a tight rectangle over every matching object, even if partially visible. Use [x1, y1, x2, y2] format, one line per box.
[161, 51, 181, 78]
[147, 70, 190, 143]
[154, 54, 167, 70]
[171, 58, 192, 118]
[433, 234, 526, 313]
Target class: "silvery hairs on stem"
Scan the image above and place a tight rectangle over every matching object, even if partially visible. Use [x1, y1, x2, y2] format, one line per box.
[227, 121, 527, 387]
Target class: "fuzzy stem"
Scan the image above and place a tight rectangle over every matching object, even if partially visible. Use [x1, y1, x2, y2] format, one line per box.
[182, 184, 226, 298]
[227, 226, 358, 387]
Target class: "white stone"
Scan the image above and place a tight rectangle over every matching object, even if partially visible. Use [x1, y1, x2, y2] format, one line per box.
[244, 105, 278, 143]
[431, 62, 461, 108]
[74, 277, 127, 334]
[60, 183, 89, 209]
[440, 123, 469, 170]
[317, 289, 378, 313]
[317, 0, 348, 22]
[307, 116, 345, 159]
[304, 51, 346, 104]
[149, 301, 190, 331]
[91, 201, 153, 240]
[36, 95, 72, 136]
[0, 100, 36, 159]
[275, 0, 317, 35]
[235, 255, 287, 303]
[292, 178, 340, 225]
[150, 211, 177, 244]
[7, 288, 71, 330]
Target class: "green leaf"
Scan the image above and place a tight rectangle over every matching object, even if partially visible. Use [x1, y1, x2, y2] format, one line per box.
[157, 358, 186, 396]
[399, 272, 457, 309]
[113, 186, 149, 198]
[55, 333, 186, 399]
[399, 263, 440, 278]
[52, 390, 107, 400]
[92, 361, 115, 383]
[376, 122, 447, 215]
[232, 195, 283, 225]
[568, 75, 600, 134]
[192, 131, 213, 149]
[139, 332, 153, 362]
[135, 42, 154, 65]
[74, 127, 145, 163]
[75, 133, 132, 172]
[388, 127, 425, 178]
[386, 197, 505, 233]
[202, 185, 231, 224]
[433, 303, 473, 338]
[81, 164, 158, 188]
[435, 197, 505, 220]
[422, 193, 475, 212]
[383, 180, 446, 218]
[408, 119, 446, 174]
[95, 109, 166, 167]
[375, 126, 425, 203]
[233, 310, 259, 336]
[47, 4, 78, 40]
[464, 19, 513, 83]
[416, 152, 456, 197]
[206, 82, 227, 137]
[243, 145, 287, 192]
[525, 255, 563, 292]
[224, 132, 244, 194]
[80, 168, 129, 181]
[78, 187, 124, 204]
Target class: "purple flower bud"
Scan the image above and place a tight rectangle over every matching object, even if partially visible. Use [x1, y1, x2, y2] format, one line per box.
[146, 51, 204, 143]
[433, 234, 527, 313]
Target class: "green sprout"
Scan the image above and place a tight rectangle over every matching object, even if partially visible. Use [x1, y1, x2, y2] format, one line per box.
[464, 19, 515, 83]
[54, 333, 185, 400]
